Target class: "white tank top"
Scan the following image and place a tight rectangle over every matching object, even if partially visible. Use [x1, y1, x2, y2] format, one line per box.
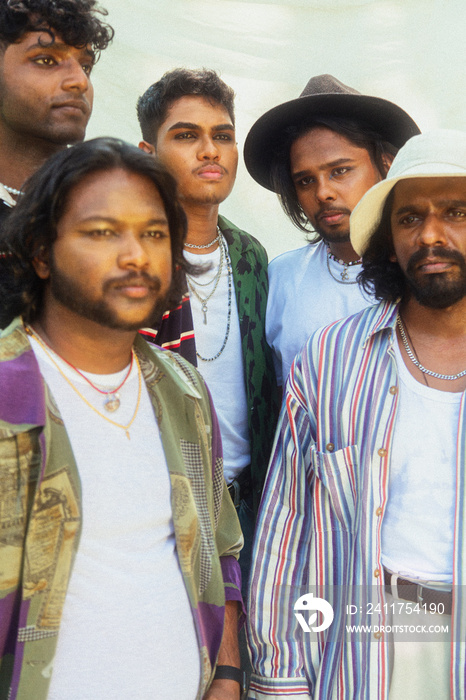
[381, 339, 462, 582]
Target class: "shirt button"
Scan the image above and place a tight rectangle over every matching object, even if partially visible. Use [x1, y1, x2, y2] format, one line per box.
[374, 569, 380, 578]
[326, 443, 335, 452]
[376, 507, 383, 516]
[374, 631, 383, 640]
[389, 386, 398, 395]
[378, 448, 387, 457]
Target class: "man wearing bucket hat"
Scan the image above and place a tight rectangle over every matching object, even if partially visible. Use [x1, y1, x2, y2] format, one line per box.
[247, 129, 466, 699]
[244, 74, 420, 386]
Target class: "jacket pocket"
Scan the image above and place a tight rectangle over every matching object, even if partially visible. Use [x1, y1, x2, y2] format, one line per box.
[311, 444, 359, 532]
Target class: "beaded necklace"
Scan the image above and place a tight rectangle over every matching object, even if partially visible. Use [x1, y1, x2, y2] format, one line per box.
[326, 247, 362, 284]
[0, 182, 23, 196]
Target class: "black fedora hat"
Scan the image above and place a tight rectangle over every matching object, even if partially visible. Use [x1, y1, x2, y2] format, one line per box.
[244, 74, 421, 192]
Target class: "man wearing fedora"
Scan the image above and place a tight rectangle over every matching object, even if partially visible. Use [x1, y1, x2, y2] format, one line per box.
[244, 74, 420, 386]
[247, 129, 466, 699]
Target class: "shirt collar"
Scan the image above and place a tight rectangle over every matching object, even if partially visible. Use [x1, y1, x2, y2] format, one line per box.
[134, 332, 202, 399]
[218, 214, 253, 255]
[362, 300, 400, 348]
[0, 318, 47, 429]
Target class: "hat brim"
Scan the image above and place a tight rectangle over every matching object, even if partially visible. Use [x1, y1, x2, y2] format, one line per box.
[244, 93, 421, 192]
[350, 169, 466, 257]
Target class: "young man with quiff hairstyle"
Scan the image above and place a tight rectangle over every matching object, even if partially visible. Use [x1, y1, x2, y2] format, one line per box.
[137, 69, 279, 608]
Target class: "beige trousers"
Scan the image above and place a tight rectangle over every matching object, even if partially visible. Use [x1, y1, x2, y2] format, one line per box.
[386, 591, 451, 700]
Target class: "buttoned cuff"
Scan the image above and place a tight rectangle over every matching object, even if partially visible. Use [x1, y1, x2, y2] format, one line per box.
[248, 674, 311, 699]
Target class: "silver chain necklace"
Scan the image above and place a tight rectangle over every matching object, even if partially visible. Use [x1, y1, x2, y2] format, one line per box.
[195, 234, 232, 363]
[396, 313, 466, 381]
[0, 181, 23, 196]
[187, 237, 224, 323]
[184, 227, 220, 250]
[326, 247, 362, 284]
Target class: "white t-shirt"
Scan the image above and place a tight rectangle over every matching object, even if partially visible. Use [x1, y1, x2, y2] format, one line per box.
[185, 245, 250, 483]
[29, 337, 200, 700]
[266, 241, 374, 385]
[381, 338, 461, 582]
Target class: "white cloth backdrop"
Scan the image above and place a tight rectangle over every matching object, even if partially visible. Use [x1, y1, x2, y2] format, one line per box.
[87, 0, 466, 259]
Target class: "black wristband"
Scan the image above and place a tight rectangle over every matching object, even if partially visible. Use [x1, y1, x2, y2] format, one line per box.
[214, 665, 245, 689]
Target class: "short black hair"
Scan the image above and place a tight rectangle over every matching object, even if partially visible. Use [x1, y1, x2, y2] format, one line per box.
[0, 0, 114, 59]
[137, 68, 235, 145]
[358, 189, 406, 302]
[270, 115, 398, 242]
[0, 137, 190, 326]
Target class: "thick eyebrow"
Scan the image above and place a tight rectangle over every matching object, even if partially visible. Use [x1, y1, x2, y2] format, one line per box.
[77, 216, 169, 226]
[167, 121, 235, 133]
[27, 39, 95, 62]
[292, 158, 355, 181]
[393, 200, 466, 217]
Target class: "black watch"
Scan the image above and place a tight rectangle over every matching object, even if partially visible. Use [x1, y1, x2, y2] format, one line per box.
[213, 665, 247, 697]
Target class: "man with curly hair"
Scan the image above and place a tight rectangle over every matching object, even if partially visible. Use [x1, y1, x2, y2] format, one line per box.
[0, 0, 113, 223]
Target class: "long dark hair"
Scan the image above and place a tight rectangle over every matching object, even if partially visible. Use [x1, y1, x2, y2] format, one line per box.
[0, 137, 190, 325]
[358, 189, 406, 302]
[270, 116, 397, 242]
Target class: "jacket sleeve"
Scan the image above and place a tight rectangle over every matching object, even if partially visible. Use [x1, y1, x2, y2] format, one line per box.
[246, 355, 315, 699]
[208, 387, 244, 610]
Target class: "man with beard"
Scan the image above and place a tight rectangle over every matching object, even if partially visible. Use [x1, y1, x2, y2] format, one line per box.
[0, 0, 113, 225]
[0, 138, 243, 700]
[247, 130, 466, 700]
[244, 74, 420, 386]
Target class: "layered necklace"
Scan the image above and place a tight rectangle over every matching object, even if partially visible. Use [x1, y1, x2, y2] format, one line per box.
[186, 232, 232, 362]
[326, 247, 362, 284]
[396, 313, 466, 382]
[26, 326, 142, 439]
[187, 229, 224, 324]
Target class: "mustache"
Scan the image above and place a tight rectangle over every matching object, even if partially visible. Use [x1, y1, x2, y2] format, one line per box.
[104, 271, 163, 292]
[407, 247, 466, 274]
[317, 205, 351, 217]
[193, 162, 228, 175]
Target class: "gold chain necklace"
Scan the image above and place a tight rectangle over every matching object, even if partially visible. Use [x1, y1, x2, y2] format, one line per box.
[26, 326, 142, 439]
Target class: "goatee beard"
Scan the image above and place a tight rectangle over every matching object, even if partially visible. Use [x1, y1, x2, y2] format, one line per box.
[405, 247, 466, 309]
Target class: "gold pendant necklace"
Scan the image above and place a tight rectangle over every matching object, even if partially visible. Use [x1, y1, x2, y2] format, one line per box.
[26, 326, 142, 439]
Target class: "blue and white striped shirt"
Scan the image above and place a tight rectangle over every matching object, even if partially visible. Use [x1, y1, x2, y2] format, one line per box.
[247, 300, 466, 699]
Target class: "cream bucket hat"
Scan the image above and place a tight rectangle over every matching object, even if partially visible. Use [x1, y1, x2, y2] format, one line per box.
[350, 129, 466, 256]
